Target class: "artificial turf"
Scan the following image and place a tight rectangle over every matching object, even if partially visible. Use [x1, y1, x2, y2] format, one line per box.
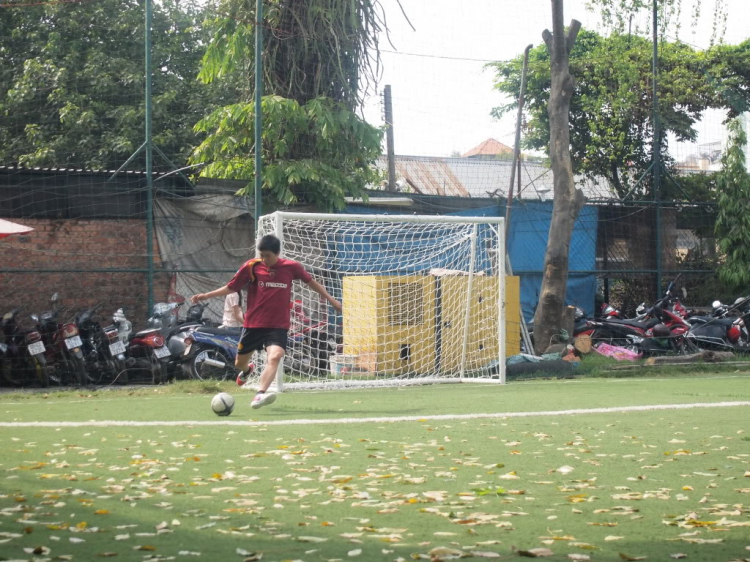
[0, 375, 749, 561]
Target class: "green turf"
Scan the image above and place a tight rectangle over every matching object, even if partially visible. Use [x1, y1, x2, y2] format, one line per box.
[0, 377, 749, 561]
[2, 374, 750, 423]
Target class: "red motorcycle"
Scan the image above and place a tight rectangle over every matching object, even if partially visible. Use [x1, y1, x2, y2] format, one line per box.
[31, 293, 90, 386]
[127, 327, 170, 385]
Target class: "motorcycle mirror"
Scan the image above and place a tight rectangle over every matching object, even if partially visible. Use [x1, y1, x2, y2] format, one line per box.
[51, 292, 59, 303]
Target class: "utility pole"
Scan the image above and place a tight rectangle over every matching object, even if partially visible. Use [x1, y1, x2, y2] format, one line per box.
[652, 0, 663, 297]
[384, 85, 397, 192]
[144, 0, 154, 316]
[254, 0, 264, 235]
[506, 44, 532, 238]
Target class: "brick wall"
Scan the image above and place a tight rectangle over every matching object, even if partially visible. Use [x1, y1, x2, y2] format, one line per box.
[1, 218, 170, 330]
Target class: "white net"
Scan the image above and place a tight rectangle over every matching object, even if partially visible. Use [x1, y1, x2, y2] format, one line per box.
[247, 212, 506, 391]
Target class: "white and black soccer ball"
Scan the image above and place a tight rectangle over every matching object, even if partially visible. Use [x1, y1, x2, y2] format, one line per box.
[211, 392, 235, 416]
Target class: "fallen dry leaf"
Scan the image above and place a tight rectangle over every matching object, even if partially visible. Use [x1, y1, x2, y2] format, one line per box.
[518, 547, 555, 557]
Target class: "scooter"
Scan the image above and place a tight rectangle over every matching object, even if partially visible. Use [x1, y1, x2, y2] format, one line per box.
[182, 326, 241, 381]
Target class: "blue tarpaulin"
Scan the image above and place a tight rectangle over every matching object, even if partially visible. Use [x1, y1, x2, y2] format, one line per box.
[342, 201, 599, 321]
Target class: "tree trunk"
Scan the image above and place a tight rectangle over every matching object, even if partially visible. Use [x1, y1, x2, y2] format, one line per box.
[533, 1, 585, 354]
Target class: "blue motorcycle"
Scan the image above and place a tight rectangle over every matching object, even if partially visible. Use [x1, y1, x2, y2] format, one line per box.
[182, 326, 242, 381]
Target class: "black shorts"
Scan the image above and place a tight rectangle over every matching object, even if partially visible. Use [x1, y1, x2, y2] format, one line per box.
[237, 328, 288, 355]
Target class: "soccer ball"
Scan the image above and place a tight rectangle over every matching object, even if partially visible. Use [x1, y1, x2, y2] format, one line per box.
[211, 392, 235, 416]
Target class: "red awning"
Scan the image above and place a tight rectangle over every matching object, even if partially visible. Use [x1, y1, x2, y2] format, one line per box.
[0, 218, 34, 239]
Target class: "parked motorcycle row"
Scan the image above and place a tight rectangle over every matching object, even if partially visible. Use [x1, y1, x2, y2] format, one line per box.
[0, 294, 341, 388]
[536, 276, 750, 357]
[0, 294, 212, 388]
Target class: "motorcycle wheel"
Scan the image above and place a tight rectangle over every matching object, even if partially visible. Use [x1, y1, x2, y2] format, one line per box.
[1, 359, 25, 387]
[149, 355, 166, 385]
[113, 360, 129, 385]
[35, 357, 49, 388]
[679, 336, 702, 355]
[189, 346, 234, 381]
[73, 358, 89, 386]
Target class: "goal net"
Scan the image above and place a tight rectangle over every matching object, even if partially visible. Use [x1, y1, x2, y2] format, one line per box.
[248, 211, 506, 391]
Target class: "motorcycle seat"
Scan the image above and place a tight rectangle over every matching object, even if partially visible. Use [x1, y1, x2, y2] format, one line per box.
[134, 328, 161, 337]
[166, 323, 200, 339]
[195, 326, 243, 336]
[602, 317, 659, 329]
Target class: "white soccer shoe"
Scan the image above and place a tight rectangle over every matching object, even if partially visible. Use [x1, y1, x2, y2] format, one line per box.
[251, 392, 277, 409]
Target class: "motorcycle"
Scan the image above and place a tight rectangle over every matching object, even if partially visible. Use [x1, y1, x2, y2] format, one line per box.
[76, 304, 128, 384]
[32, 294, 90, 386]
[589, 277, 687, 349]
[686, 296, 750, 352]
[1, 308, 48, 387]
[115, 307, 170, 385]
[148, 301, 212, 378]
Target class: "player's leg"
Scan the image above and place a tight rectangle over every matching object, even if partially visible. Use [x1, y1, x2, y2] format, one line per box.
[235, 351, 255, 386]
[257, 344, 284, 392]
[251, 330, 287, 409]
[235, 329, 261, 386]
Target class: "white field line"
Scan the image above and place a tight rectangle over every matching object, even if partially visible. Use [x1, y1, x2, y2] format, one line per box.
[0, 401, 748, 428]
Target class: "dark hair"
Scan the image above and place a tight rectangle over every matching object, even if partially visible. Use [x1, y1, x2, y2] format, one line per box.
[257, 234, 281, 255]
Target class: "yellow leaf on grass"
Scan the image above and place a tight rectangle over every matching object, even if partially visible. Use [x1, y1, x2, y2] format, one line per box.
[94, 510, 110, 515]
[569, 542, 598, 550]
[135, 545, 157, 551]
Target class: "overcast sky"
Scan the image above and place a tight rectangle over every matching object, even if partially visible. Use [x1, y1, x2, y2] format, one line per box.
[362, 0, 750, 158]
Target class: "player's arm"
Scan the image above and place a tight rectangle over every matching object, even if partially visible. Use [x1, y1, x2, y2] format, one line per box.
[306, 279, 342, 313]
[190, 285, 234, 304]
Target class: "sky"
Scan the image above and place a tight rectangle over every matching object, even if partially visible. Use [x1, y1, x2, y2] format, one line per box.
[361, 0, 750, 159]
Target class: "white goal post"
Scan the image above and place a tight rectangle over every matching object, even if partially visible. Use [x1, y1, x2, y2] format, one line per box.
[249, 211, 507, 391]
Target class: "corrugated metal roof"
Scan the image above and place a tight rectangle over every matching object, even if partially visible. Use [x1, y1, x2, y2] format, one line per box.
[375, 155, 615, 200]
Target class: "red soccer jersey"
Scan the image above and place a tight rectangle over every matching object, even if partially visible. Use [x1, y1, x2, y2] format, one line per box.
[226, 258, 312, 329]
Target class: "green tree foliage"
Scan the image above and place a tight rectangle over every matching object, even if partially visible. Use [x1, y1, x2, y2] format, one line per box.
[488, 30, 750, 199]
[190, 0, 387, 211]
[584, 0, 728, 44]
[715, 118, 750, 290]
[0, 0, 226, 170]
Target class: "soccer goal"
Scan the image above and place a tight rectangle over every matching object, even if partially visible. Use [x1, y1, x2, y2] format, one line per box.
[249, 211, 507, 391]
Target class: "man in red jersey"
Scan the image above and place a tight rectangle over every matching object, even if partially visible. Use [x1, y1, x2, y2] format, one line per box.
[191, 234, 342, 409]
